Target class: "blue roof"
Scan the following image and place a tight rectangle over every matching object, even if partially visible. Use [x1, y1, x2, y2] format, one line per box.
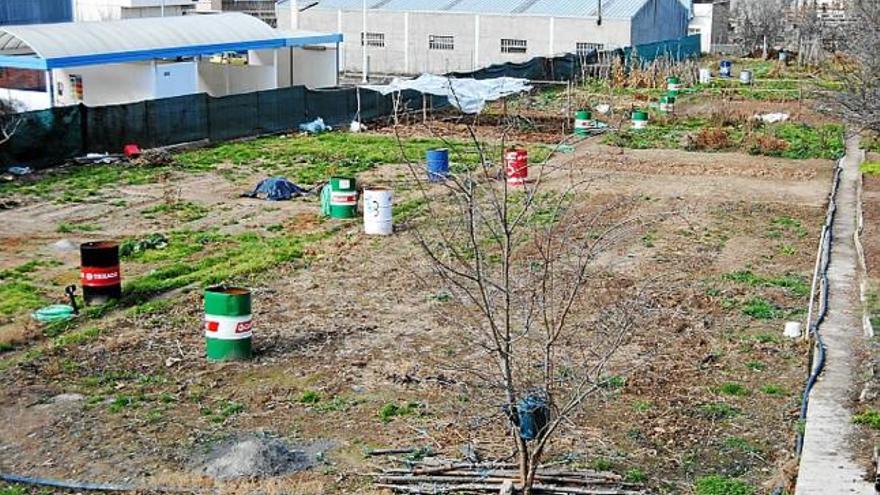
[0, 13, 342, 70]
[313, 0, 657, 18]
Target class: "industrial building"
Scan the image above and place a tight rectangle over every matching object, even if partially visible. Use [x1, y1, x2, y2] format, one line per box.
[73, 0, 198, 21]
[689, 0, 730, 53]
[0, 0, 73, 25]
[0, 13, 342, 110]
[279, 0, 693, 76]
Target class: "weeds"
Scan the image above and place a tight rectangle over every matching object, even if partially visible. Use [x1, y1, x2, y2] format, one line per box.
[861, 162, 880, 176]
[724, 270, 809, 297]
[698, 403, 740, 420]
[378, 402, 422, 423]
[742, 298, 781, 319]
[853, 409, 880, 429]
[760, 385, 787, 396]
[0, 282, 46, 317]
[716, 383, 749, 396]
[694, 475, 754, 495]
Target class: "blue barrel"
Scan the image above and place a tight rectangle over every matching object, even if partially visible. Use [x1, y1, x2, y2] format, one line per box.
[426, 148, 449, 182]
[720, 60, 732, 78]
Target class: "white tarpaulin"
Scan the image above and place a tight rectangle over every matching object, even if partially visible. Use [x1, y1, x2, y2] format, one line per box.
[361, 73, 532, 114]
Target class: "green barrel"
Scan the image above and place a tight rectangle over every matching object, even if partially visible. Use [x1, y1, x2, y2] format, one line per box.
[574, 109, 594, 137]
[659, 94, 676, 113]
[204, 286, 253, 361]
[631, 109, 649, 130]
[324, 176, 358, 219]
[667, 76, 682, 95]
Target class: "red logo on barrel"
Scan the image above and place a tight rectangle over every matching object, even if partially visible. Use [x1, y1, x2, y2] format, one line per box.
[206, 321, 220, 332]
[235, 320, 253, 334]
[81, 265, 121, 288]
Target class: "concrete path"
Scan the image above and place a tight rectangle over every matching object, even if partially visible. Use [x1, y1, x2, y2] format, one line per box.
[796, 135, 874, 495]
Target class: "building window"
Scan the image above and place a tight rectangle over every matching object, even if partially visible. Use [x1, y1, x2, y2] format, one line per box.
[429, 35, 455, 51]
[361, 32, 385, 48]
[501, 38, 527, 54]
[576, 42, 604, 56]
[688, 27, 702, 35]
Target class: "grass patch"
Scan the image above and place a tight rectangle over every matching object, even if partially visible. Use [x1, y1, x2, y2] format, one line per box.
[56, 222, 100, 233]
[378, 402, 422, 423]
[0, 162, 169, 202]
[694, 475, 754, 495]
[624, 469, 646, 483]
[698, 403, 740, 420]
[722, 436, 758, 453]
[201, 400, 246, 423]
[861, 161, 880, 176]
[0, 282, 46, 317]
[853, 409, 880, 429]
[299, 390, 321, 404]
[142, 201, 209, 222]
[746, 360, 766, 371]
[724, 270, 809, 297]
[742, 297, 781, 319]
[716, 382, 749, 396]
[760, 384, 787, 396]
[603, 118, 843, 160]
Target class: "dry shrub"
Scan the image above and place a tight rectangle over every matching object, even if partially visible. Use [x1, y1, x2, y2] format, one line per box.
[694, 127, 732, 150]
[708, 105, 748, 127]
[747, 134, 791, 155]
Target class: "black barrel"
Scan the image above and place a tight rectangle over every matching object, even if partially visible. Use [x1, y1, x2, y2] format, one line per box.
[80, 241, 122, 305]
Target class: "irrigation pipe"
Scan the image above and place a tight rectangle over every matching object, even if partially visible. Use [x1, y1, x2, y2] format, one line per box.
[0, 473, 200, 493]
[795, 157, 844, 457]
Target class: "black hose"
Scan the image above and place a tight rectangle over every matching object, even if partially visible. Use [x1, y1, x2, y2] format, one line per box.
[795, 162, 843, 457]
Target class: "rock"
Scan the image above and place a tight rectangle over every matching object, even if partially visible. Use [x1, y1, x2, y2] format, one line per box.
[52, 393, 85, 403]
[52, 239, 78, 252]
[200, 437, 312, 480]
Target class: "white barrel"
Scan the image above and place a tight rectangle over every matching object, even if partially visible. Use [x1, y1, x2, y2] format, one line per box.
[364, 188, 393, 236]
[699, 68, 712, 84]
[739, 70, 753, 85]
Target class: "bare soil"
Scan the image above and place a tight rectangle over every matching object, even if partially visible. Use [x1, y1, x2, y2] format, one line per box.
[0, 130, 833, 494]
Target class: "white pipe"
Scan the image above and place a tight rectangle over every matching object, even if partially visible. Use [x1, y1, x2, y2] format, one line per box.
[362, 0, 368, 83]
[161, 0, 165, 17]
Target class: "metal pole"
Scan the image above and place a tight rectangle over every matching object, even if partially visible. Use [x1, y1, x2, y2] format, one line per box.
[362, 0, 368, 83]
[161, 0, 165, 17]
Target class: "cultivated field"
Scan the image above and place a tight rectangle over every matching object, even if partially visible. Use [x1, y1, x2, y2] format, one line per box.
[0, 59, 845, 495]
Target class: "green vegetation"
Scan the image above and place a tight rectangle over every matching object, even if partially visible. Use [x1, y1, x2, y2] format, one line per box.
[698, 403, 740, 420]
[0, 162, 168, 202]
[142, 201, 209, 222]
[722, 436, 759, 454]
[299, 390, 321, 404]
[378, 401, 422, 423]
[603, 117, 843, 160]
[624, 469, 647, 483]
[108, 394, 141, 413]
[853, 409, 880, 429]
[632, 400, 653, 413]
[760, 384, 787, 396]
[56, 222, 100, 234]
[746, 360, 766, 371]
[861, 161, 880, 176]
[694, 475, 754, 495]
[768, 216, 809, 239]
[0, 282, 46, 317]
[724, 270, 809, 297]
[742, 297, 781, 320]
[201, 400, 246, 423]
[600, 375, 627, 390]
[589, 458, 615, 471]
[178, 133, 551, 185]
[716, 382, 749, 396]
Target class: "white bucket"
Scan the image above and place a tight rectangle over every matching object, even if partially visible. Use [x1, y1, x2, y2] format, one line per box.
[631, 119, 648, 130]
[364, 188, 393, 236]
[740, 70, 753, 85]
[784, 321, 802, 339]
[699, 68, 712, 84]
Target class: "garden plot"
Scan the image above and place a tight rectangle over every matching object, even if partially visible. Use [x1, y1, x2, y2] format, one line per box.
[0, 124, 833, 495]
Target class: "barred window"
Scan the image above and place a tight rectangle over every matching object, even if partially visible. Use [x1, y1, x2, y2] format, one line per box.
[501, 38, 527, 54]
[429, 35, 455, 51]
[576, 42, 604, 56]
[360, 32, 385, 48]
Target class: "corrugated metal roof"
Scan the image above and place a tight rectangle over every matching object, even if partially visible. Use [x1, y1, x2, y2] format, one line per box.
[0, 13, 342, 69]
[313, 0, 655, 19]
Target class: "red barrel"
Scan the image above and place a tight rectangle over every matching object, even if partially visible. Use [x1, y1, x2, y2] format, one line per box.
[80, 241, 122, 305]
[505, 147, 528, 187]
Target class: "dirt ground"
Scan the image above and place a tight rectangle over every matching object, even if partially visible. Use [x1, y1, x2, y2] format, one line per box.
[0, 114, 835, 494]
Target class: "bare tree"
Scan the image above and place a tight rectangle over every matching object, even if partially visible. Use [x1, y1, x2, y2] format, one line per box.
[733, 0, 791, 57]
[396, 118, 665, 493]
[0, 98, 22, 147]
[828, 0, 880, 131]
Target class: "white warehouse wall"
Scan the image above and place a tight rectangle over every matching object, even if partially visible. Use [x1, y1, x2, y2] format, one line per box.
[293, 8, 636, 76]
[690, 3, 714, 53]
[74, 0, 194, 21]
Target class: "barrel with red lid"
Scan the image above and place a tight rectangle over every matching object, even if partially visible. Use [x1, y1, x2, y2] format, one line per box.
[505, 147, 528, 187]
[80, 241, 122, 305]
